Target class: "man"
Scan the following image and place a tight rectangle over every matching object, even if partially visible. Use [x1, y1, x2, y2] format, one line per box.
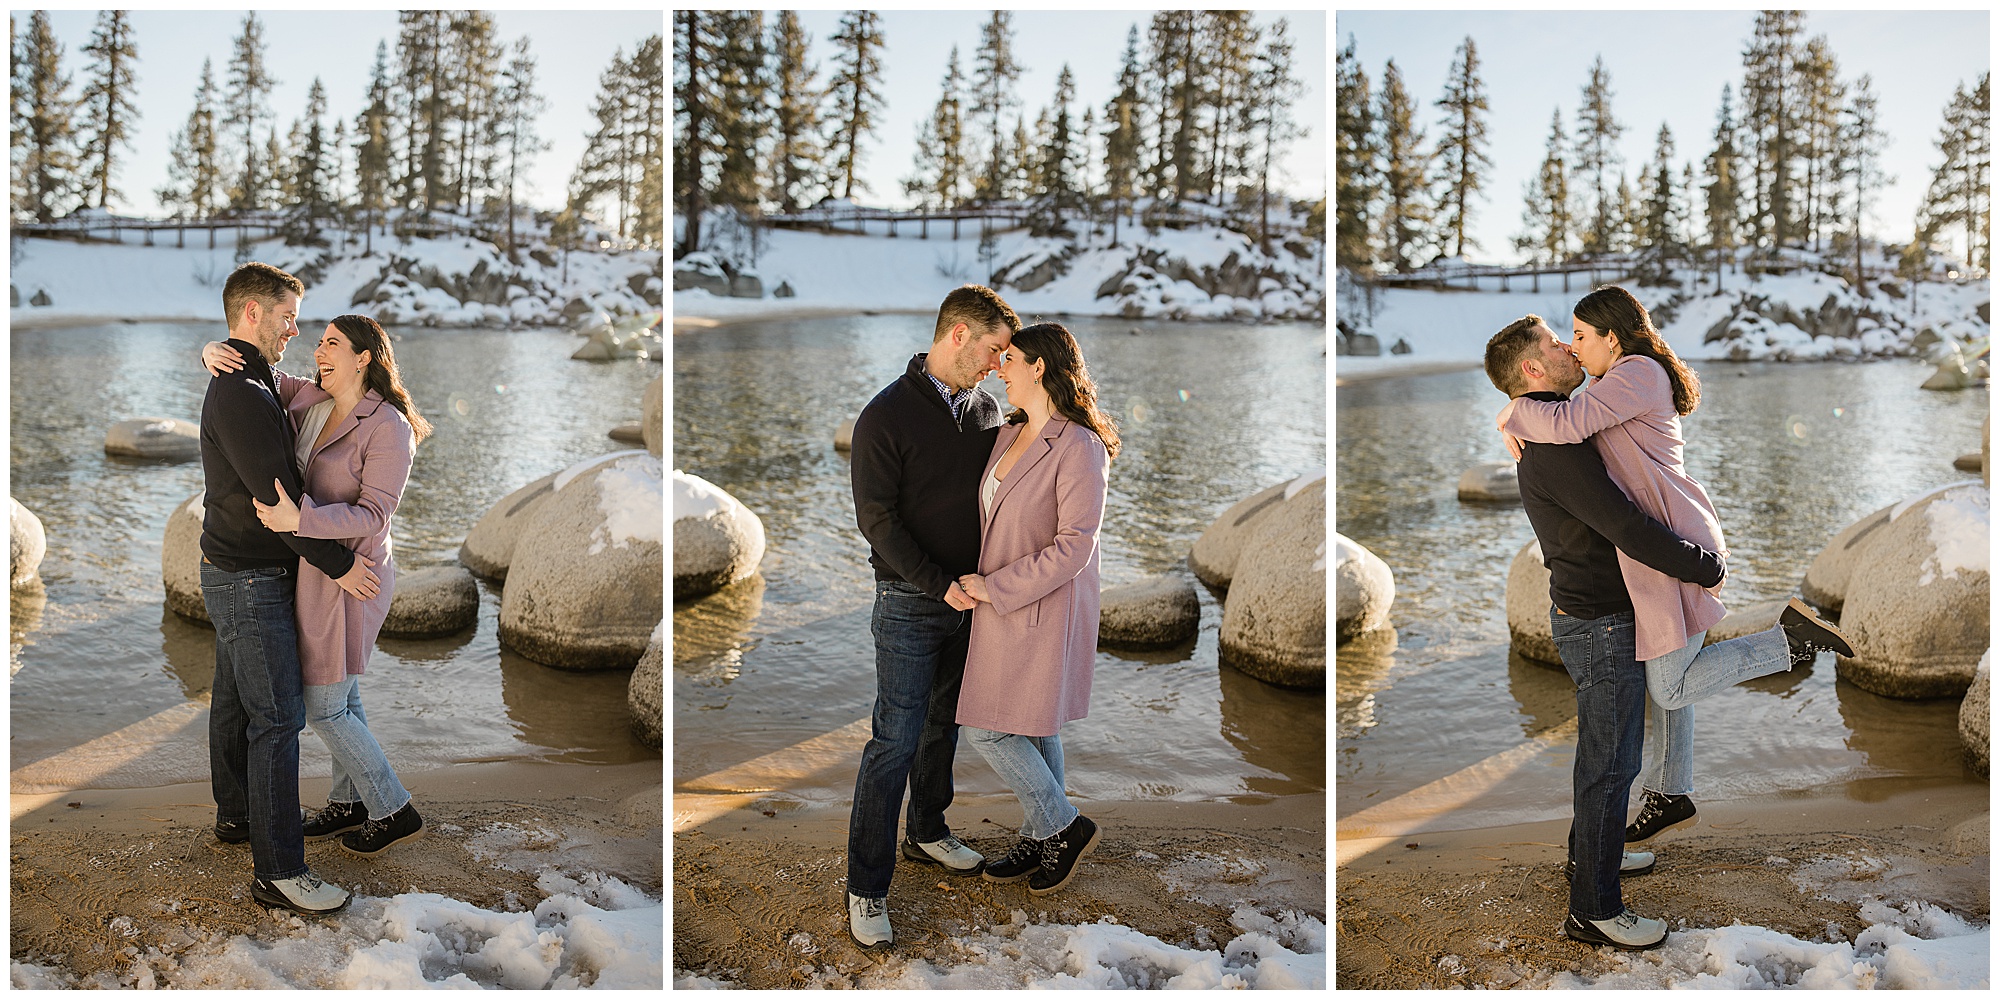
[1482, 315, 1725, 951]
[201, 262, 380, 916]
[844, 284, 1020, 948]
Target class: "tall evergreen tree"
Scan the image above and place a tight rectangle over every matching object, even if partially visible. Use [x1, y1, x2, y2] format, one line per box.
[12, 10, 77, 222]
[1514, 107, 1571, 266]
[1245, 16, 1302, 251]
[1837, 75, 1890, 291]
[77, 10, 138, 210]
[1431, 36, 1490, 258]
[825, 10, 884, 200]
[294, 78, 330, 230]
[904, 47, 967, 211]
[710, 15, 763, 212]
[1040, 63, 1079, 225]
[354, 41, 394, 252]
[158, 58, 221, 220]
[1333, 33, 1377, 272]
[1703, 85, 1743, 283]
[969, 11, 1022, 202]
[1638, 123, 1678, 264]
[394, 11, 449, 213]
[1572, 55, 1623, 253]
[768, 11, 825, 213]
[1918, 76, 1991, 272]
[1102, 25, 1145, 246]
[1376, 59, 1431, 273]
[673, 11, 719, 255]
[494, 37, 546, 254]
[1147, 10, 1202, 202]
[223, 11, 276, 211]
[631, 34, 665, 248]
[447, 11, 502, 217]
[1198, 10, 1256, 205]
[1741, 10, 1804, 251]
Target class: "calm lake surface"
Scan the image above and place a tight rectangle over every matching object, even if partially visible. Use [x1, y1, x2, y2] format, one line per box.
[10, 322, 661, 774]
[1337, 360, 1988, 831]
[673, 314, 1326, 806]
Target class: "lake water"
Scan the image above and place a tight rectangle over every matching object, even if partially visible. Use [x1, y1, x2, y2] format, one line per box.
[672, 314, 1326, 806]
[1336, 360, 1988, 833]
[10, 322, 662, 776]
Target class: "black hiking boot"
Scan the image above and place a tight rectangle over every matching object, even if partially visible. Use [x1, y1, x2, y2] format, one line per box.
[338, 801, 424, 856]
[981, 837, 1045, 884]
[1625, 788, 1698, 843]
[303, 800, 367, 841]
[1781, 597, 1855, 666]
[1028, 815, 1099, 895]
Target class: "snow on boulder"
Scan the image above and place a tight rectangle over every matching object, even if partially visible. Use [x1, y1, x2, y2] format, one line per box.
[500, 452, 663, 671]
[1098, 573, 1200, 650]
[1506, 540, 1561, 667]
[381, 565, 480, 638]
[10, 497, 46, 590]
[161, 491, 208, 623]
[104, 417, 200, 461]
[1800, 504, 1895, 614]
[1457, 461, 1520, 502]
[673, 470, 765, 599]
[459, 473, 559, 580]
[1920, 340, 1976, 391]
[1189, 470, 1323, 589]
[1333, 532, 1392, 646]
[1221, 479, 1326, 688]
[643, 375, 662, 458]
[629, 622, 663, 748]
[1835, 483, 1989, 699]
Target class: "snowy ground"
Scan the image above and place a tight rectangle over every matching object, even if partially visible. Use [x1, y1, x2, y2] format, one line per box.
[672, 905, 1325, 990]
[9, 870, 660, 990]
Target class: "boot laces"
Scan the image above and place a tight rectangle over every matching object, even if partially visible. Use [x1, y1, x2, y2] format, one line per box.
[999, 837, 1040, 867]
[854, 895, 887, 919]
[1039, 833, 1068, 869]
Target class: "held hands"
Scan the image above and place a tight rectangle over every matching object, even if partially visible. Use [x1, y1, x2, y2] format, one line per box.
[944, 579, 977, 611]
[335, 554, 381, 601]
[957, 574, 992, 604]
[255, 478, 303, 533]
[202, 340, 246, 377]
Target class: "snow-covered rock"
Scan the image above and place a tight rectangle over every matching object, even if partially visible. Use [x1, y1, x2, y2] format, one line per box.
[1800, 504, 1896, 614]
[10, 498, 46, 590]
[1962, 650, 1990, 774]
[629, 622, 663, 748]
[1506, 540, 1560, 666]
[1221, 479, 1325, 687]
[104, 417, 200, 462]
[459, 473, 559, 580]
[381, 565, 480, 638]
[672, 470, 765, 599]
[162, 492, 207, 622]
[499, 452, 663, 670]
[1836, 484, 1989, 699]
[1333, 532, 1392, 645]
[1190, 474, 1322, 590]
[1097, 573, 1200, 650]
[1457, 461, 1520, 502]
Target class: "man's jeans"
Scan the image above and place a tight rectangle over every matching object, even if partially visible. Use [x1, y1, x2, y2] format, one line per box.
[304, 676, 411, 821]
[846, 580, 970, 899]
[202, 562, 308, 881]
[1551, 607, 1644, 921]
[964, 727, 1078, 841]
[1641, 625, 1793, 797]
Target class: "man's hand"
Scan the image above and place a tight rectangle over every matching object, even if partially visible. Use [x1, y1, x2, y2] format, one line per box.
[334, 554, 381, 601]
[944, 580, 977, 610]
[957, 574, 991, 604]
[202, 340, 246, 377]
[255, 479, 303, 533]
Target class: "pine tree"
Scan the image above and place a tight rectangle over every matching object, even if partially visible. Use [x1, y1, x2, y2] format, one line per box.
[826, 10, 884, 200]
[1612, 171, 1640, 253]
[354, 42, 394, 253]
[1741, 10, 1804, 252]
[447, 11, 502, 217]
[631, 34, 664, 248]
[1703, 85, 1743, 284]
[1637, 123, 1678, 271]
[293, 78, 330, 233]
[1377, 59, 1431, 272]
[574, 46, 636, 239]
[1245, 16, 1302, 251]
[395, 11, 449, 214]
[1039, 64, 1079, 228]
[1007, 115, 1031, 201]
[1197, 10, 1255, 205]
[1333, 33, 1376, 272]
[224, 11, 277, 211]
[1968, 74, 1991, 272]
[1797, 35, 1842, 251]
[1514, 108, 1571, 266]
[709, 15, 762, 212]
[77, 10, 138, 211]
[673, 11, 718, 255]
[494, 37, 547, 255]
[969, 11, 1022, 202]
[1103, 25, 1145, 246]
[1919, 76, 1991, 273]
[1431, 36, 1490, 259]
[159, 58, 222, 221]
[12, 10, 78, 222]
[259, 126, 284, 211]
[904, 47, 967, 211]
[1573, 55, 1623, 254]
[1147, 11, 1202, 202]
[769, 11, 825, 213]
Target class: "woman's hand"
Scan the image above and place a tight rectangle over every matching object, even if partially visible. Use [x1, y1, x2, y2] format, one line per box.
[957, 574, 991, 604]
[1496, 399, 1525, 461]
[254, 478, 302, 533]
[1495, 397, 1519, 432]
[202, 340, 245, 377]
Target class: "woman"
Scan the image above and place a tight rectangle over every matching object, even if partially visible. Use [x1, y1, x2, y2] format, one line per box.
[954, 322, 1116, 896]
[1496, 286, 1852, 844]
[202, 315, 432, 856]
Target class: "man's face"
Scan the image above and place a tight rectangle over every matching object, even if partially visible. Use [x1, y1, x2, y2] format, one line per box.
[247, 291, 303, 364]
[1527, 324, 1586, 394]
[948, 323, 1011, 390]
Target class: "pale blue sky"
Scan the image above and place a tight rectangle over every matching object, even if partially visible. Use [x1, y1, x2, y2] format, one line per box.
[1337, 10, 1989, 266]
[12, 9, 664, 217]
[789, 10, 1327, 209]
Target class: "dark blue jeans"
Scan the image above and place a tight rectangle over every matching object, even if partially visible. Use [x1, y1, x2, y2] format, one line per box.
[846, 580, 971, 898]
[202, 561, 309, 881]
[1550, 607, 1645, 922]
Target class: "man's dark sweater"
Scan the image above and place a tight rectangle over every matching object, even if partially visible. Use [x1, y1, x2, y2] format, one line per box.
[198, 337, 355, 579]
[851, 353, 1002, 600]
[1515, 391, 1724, 619]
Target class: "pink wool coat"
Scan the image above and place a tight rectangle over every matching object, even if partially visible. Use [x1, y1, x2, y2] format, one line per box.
[276, 373, 413, 686]
[1501, 353, 1727, 661]
[956, 416, 1109, 738]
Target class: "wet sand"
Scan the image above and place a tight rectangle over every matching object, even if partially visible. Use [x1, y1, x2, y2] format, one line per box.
[1335, 780, 1988, 988]
[10, 760, 662, 981]
[672, 792, 1324, 988]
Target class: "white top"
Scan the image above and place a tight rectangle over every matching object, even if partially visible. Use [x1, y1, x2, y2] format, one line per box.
[981, 467, 1001, 520]
[294, 399, 336, 476]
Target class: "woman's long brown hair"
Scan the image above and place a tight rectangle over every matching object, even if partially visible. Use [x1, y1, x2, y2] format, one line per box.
[1005, 322, 1120, 459]
[1572, 285, 1701, 416]
[327, 314, 433, 443]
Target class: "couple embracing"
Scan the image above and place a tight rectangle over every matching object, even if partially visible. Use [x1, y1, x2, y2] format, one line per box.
[1483, 285, 1855, 949]
[843, 285, 1119, 949]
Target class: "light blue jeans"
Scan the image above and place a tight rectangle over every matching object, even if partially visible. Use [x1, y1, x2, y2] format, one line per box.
[304, 676, 411, 821]
[1641, 624, 1792, 797]
[964, 726, 1079, 841]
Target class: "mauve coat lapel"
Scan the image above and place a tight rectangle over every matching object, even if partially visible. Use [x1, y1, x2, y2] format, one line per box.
[981, 416, 1070, 546]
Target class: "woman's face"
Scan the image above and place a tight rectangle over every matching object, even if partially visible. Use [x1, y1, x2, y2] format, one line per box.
[1570, 318, 1622, 377]
[314, 325, 370, 393]
[996, 347, 1044, 409]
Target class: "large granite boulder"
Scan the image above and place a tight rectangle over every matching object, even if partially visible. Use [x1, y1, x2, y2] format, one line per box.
[1506, 539, 1560, 666]
[1799, 504, 1895, 614]
[643, 375, 663, 458]
[1963, 650, 1991, 775]
[1701, 597, 1790, 645]
[1835, 484, 1989, 699]
[459, 472, 560, 580]
[1098, 573, 1200, 649]
[162, 491, 208, 623]
[1457, 460, 1520, 502]
[10, 498, 46, 590]
[1191, 471, 1322, 589]
[629, 622, 663, 748]
[105, 417, 201, 462]
[499, 452, 663, 670]
[1333, 533, 1392, 643]
[1219, 479, 1325, 688]
[673, 470, 766, 599]
[381, 565, 480, 638]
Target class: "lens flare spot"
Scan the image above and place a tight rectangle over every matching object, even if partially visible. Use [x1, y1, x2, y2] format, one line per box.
[494, 384, 507, 394]
[1783, 413, 1810, 441]
[449, 395, 472, 420]
[1126, 397, 1149, 424]
[1177, 389, 1190, 403]
[1831, 407, 1844, 418]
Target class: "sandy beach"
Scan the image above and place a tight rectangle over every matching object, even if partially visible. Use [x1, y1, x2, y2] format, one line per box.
[1336, 780, 1989, 988]
[672, 791, 1324, 987]
[11, 759, 662, 984]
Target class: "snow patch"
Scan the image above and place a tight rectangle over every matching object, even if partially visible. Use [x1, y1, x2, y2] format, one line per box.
[588, 455, 663, 555]
[554, 449, 646, 493]
[1918, 486, 1989, 586]
[672, 469, 743, 522]
[1284, 467, 1326, 500]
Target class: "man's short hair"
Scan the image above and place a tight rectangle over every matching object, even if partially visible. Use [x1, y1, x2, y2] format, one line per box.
[932, 284, 1021, 342]
[221, 262, 304, 330]
[1483, 314, 1546, 396]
